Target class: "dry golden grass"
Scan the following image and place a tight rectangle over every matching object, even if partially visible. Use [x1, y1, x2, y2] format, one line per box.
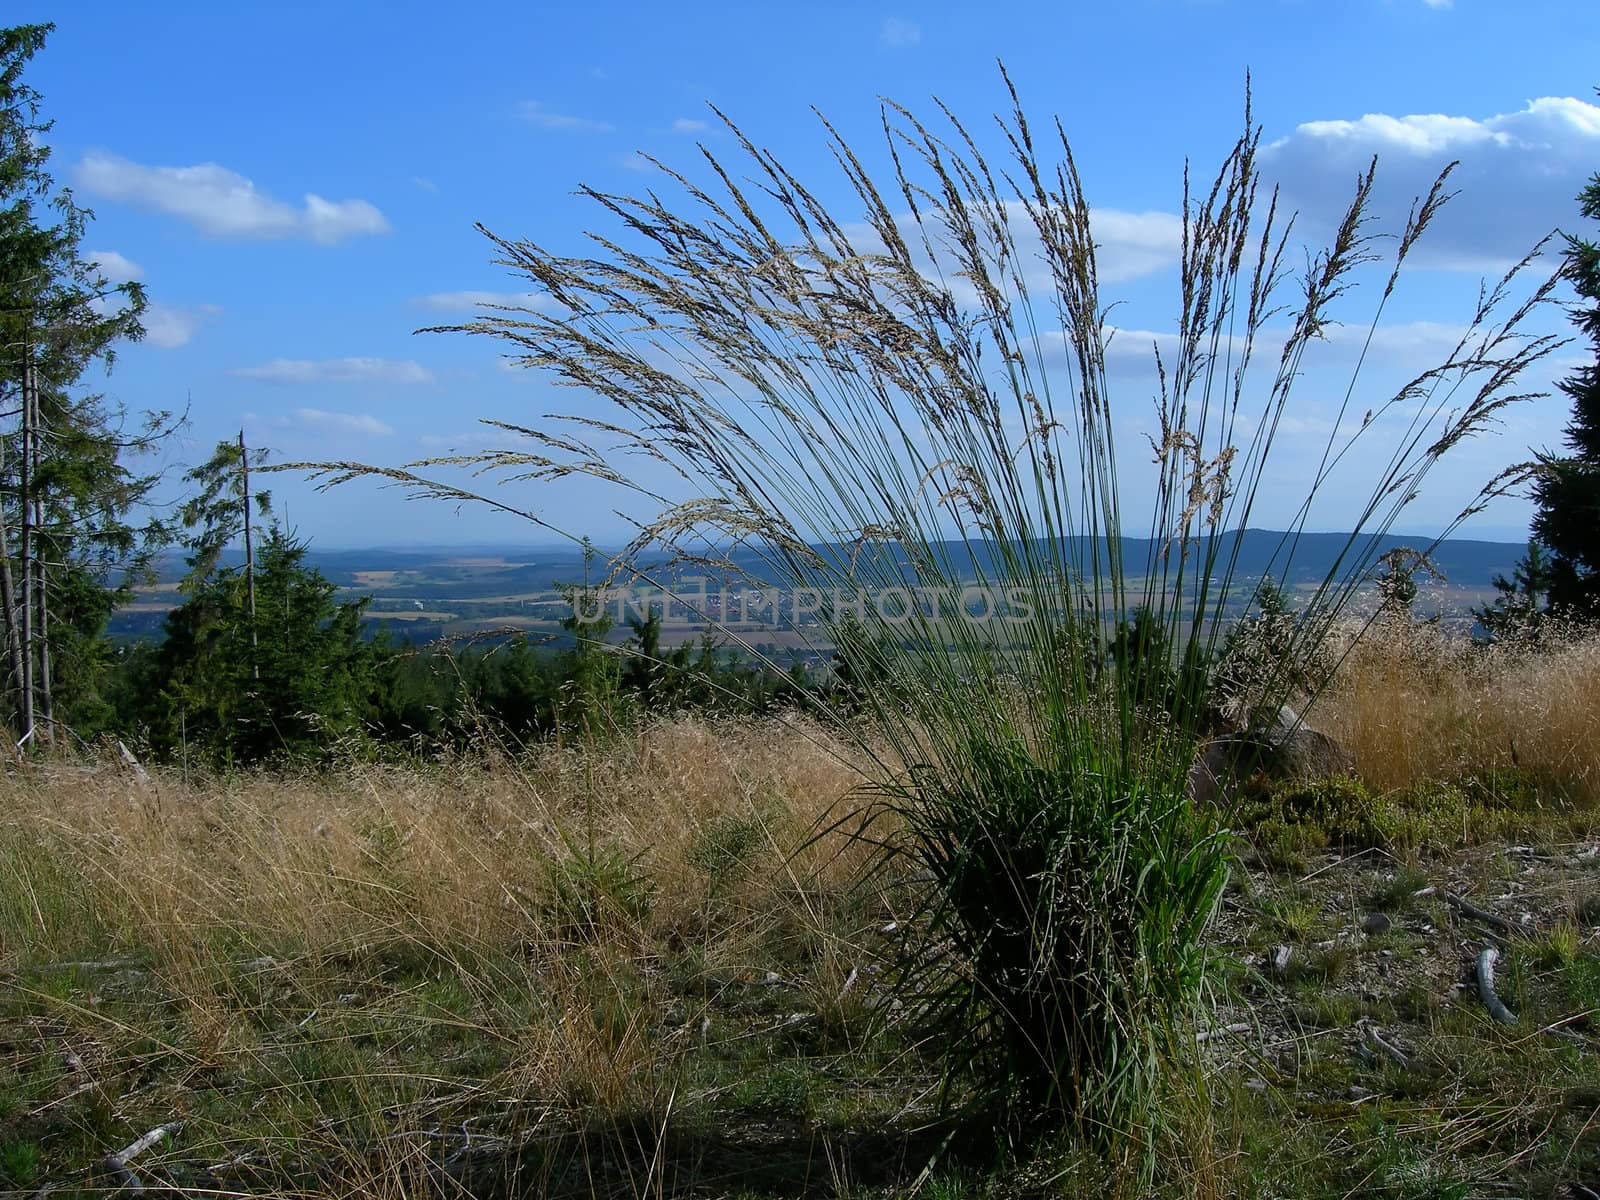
[4, 666, 1600, 1196]
[1314, 619, 1600, 803]
[7, 629, 1598, 989]
[0, 715, 908, 1194]
[1, 714, 875, 968]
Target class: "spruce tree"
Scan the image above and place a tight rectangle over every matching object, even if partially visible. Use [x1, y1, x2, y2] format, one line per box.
[142, 527, 373, 764]
[1474, 541, 1553, 641]
[1531, 164, 1600, 617]
[1, 23, 173, 741]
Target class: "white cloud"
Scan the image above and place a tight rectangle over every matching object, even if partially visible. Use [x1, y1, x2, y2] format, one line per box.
[672, 117, 708, 134]
[1102, 326, 1182, 361]
[1326, 319, 1471, 364]
[1082, 319, 1470, 375]
[233, 357, 436, 385]
[1291, 112, 1506, 156]
[881, 17, 921, 47]
[519, 101, 613, 133]
[288, 408, 395, 437]
[411, 290, 551, 312]
[1087, 209, 1186, 283]
[1422, 0, 1452, 8]
[87, 249, 142, 283]
[144, 302, 221, 349]
[1264, 96, 1600, 270]
[77, 154, 389, 244]
[1274, 414, 1339, 437]
[843, 202, 1183, 305]
[84, 250, 220, 347]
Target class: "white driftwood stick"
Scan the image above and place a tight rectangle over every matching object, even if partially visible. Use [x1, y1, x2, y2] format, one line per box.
[101, 1122, 181, 1191]
[115, 740, 150, 784]
[1476, 948, 1516, 1025]
[1195, 1021, 1252, 1044]
[837, 966, 859, 1001]
[1366, 1026, 1413, 1070]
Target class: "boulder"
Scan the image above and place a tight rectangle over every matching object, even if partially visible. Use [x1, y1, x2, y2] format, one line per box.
[1187, 704, 1354, 806]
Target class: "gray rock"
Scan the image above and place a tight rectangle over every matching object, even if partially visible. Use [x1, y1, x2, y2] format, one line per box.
[1187, 703, 1354, 805]
[1361, 912, 1392, 936]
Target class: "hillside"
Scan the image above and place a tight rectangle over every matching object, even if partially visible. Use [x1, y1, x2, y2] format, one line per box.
[111, 529, 1531, 645]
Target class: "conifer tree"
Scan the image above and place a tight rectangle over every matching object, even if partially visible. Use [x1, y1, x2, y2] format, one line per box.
[1, 23, 172, 742]
[1532, 161, 1600, 617]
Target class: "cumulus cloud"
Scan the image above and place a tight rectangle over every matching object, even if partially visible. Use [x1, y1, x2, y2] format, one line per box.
[1263, 96, 1600, 270]
[232, 357, 435, 385]
[411, 290, 551, 312]
[672, 117, 708, 134]
[87, 249, 142, 283]
[519, 102, 613, 133]
[881, 17, 921, 47]
[1087, 209, 1186, 283]
[1074, 319, 1472, 377]
[968, 204, 1181, 287]
[844, 202, 1182, 305]
[1274, 413, 1340, 437]
[77, 154, 389, 244]
[1101, 326, 1184, 362]
[144, 302, 221, 349]
[1325, 319, 1473, 364]
[85, 250, 221, 347]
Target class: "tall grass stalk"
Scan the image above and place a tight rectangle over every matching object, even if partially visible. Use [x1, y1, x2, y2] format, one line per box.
[287, 75, 1559, 1153]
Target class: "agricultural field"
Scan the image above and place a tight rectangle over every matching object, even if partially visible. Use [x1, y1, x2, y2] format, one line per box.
[111, 534, 1531, 654]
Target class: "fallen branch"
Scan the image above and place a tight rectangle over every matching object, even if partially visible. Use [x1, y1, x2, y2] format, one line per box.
[1446, 891, 1532, 937]
[1476, 948, 1517, 1025]
[1196, 1021, 1253, 1044]
[100, 1122, 181, 1192]
[1365, 1026, 1414, 1070]
[28, 957, 144, 975]
[115, 740, 151, 785]
[837, 966, 859, 1002]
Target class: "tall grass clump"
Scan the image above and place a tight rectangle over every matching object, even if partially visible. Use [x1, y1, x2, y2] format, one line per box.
[290, 75, 1559, 1155]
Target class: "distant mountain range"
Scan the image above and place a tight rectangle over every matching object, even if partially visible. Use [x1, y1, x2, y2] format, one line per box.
[153, 529, 1531, 591]
[143, 528, 1527, 602]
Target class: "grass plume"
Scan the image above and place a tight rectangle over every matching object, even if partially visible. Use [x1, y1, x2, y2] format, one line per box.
[279, 72, 1560, 1153]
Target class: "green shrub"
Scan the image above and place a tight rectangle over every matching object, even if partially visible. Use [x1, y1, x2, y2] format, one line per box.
[543, 830, 655, 939]
[0, 1137, 41, 1189]
[689, 811, 769, 882]
[1238, 775, 1402, 865]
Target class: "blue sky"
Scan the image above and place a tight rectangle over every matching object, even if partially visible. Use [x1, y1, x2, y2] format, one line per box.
[15, 0, 1600, 547]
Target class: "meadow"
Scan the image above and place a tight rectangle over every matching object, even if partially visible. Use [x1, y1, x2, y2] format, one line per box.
[3, 617, 1600, 1198]
[2, 43, 1591, 1198]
